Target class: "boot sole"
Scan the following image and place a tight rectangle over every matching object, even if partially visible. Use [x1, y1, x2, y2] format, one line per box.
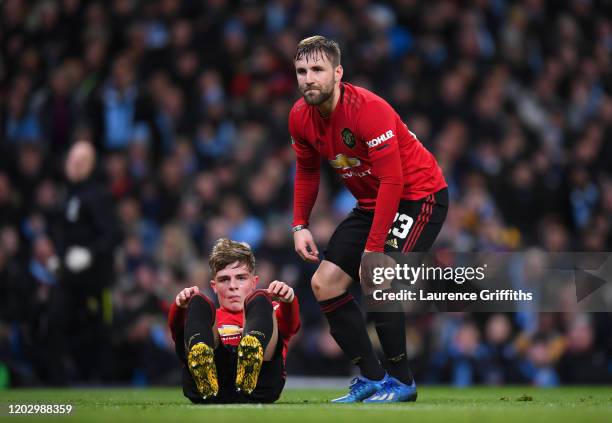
[235, 335, 264, 394]
[187, 342, 218, 399]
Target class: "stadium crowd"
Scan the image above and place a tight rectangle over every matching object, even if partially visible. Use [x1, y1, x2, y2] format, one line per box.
[1, 0, 611, 387]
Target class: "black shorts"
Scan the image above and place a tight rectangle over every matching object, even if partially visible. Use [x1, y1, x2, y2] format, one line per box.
[324, 188, 449, 281]
[177, 340, 286, 404]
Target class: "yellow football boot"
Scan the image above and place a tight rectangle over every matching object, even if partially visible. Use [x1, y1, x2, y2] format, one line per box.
[235, 335, 264, 394]
[187, 342, 218, 399]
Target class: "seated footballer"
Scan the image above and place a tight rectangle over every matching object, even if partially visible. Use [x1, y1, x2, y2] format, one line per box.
[168, 238, 300, 403]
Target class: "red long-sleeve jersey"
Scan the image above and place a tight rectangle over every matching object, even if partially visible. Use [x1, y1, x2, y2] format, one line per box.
[289, 82, 447, 251]
[168, 296, 300, 363]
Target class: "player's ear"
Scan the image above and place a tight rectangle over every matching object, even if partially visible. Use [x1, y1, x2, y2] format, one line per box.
[252, 275, 259, 288]
[210, 279, 217, 294]
[335, 65, 343, 82]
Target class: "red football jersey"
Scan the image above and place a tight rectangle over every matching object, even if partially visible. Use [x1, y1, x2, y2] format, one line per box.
[289, 82, 447, 251]
[168, 296, 300, 364]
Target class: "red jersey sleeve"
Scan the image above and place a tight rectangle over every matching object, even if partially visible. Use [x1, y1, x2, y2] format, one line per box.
[290, 108, 320, 227]
[168, 302, 187, 343]
[357, 100, 404, 252]
[275, 295, 301, 339]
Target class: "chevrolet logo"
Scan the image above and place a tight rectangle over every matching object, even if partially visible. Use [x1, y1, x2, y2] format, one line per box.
[329, 154, 361, 170]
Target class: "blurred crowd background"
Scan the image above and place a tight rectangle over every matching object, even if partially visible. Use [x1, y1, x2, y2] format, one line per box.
[1, 0, 612, 388]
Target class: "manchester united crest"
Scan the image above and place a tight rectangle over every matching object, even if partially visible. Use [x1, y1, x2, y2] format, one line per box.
[341, 128, 356, 148]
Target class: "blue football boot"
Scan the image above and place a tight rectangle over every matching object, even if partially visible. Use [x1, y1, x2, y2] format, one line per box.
[363, 376, 417, 403]
[331, 373, 390, 403]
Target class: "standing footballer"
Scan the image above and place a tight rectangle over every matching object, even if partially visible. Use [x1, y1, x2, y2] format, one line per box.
[289, 36, 448, 403]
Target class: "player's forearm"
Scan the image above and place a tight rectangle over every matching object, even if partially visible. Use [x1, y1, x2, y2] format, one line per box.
[292, 162, 320, 226]
[168, 302, 187, 342]
[277, 296, 301, 337]
[365, 181, 403, 251]
[366, 151, 404, 251]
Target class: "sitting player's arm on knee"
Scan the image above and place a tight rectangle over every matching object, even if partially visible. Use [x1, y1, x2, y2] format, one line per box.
[267, 280, 294, 303]
[168, 300, 187, 342]
[268, 281, 301, 337]
[168, 286, 200, 342]
[175, 286, 200, 308]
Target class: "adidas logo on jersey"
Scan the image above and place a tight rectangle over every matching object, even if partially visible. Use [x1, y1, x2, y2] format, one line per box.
[366, 130, 394, 148]
[385, 238, 398, 249]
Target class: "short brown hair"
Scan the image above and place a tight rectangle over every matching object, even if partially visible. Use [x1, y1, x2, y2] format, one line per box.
[208, 238, 255, 276]
[294, 35, 341, 67]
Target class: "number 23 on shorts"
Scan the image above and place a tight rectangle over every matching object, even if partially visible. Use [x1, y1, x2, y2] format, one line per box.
[389, 213, 414, 239]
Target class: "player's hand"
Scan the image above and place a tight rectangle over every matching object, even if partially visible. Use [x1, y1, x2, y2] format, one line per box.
[176, 286, 199, 308]
[267, 280, 295, 303]
[359, 250, 397, 293]
[294, 229, 320, 263]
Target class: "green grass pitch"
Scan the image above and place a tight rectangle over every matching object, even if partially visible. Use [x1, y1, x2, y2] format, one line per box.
[2, 387, 611, 422]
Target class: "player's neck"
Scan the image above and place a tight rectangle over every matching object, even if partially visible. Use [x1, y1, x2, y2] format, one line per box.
[316, 83, 341, 118]
[220, 304, 243, 314]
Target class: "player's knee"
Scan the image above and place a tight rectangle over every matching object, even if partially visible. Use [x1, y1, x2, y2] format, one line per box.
[244, 289, 272, 313]
[187, 293, 215, 314]
[311, 273, 333, 300]
[245, 289, 272, 303]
